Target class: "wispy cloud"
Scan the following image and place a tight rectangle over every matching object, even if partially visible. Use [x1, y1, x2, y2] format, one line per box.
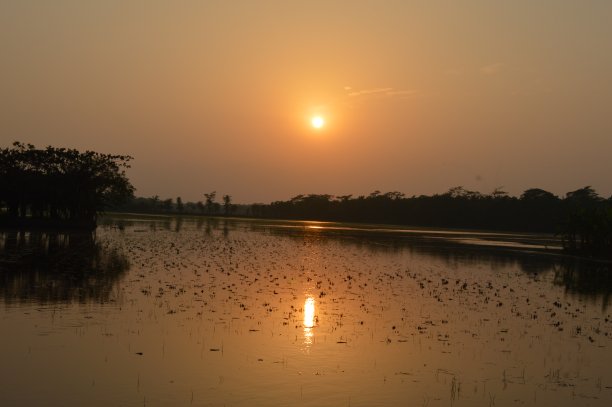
[347, 87, 393, 97]
[385, 89, 417, 96]
[346, 87, 417, 98]
[480, 63, 504, 75]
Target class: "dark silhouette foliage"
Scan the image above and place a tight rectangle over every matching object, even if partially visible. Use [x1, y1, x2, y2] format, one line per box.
[248, 187, 611, 258]
[0, 142, 134, 229]
[223, 194, 233, 216]
[111, 193, 249, 216]
[560, 187, 612, 258]
[249, 187, 562, 232]
[204, 191, 217, 215]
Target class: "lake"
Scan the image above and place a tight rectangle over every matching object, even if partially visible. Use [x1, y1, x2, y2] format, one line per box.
[1, 215, 611, 406]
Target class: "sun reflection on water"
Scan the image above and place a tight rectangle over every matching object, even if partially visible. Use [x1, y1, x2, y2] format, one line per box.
[304, 297, 315, 328]
[303, 296, 316, 347]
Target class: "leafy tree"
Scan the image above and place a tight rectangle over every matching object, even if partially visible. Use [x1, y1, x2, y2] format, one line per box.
[520, 188, 558, 201]
[384, 191, 405, 200]
[560, 186, 610, 256]
[162, 198, 173, 212]
[0, 142, 134, 228]
[151, 195, 160, 210]
[223, 194, 233, 216]
[196, 201, 205, 214]
[204, 191, 217, 215]
[491, 187, 509, 199]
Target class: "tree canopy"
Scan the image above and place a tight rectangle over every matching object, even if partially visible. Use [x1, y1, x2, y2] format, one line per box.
[247, 187, 611, 258]
[0, 142, 134, 228]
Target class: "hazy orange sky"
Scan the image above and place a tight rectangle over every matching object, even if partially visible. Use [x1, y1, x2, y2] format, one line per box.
[1, 1, 611, 203]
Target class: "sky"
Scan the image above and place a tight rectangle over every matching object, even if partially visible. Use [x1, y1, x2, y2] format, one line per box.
[1, 1, 611, 203]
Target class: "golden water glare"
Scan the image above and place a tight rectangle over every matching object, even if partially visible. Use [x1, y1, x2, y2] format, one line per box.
[303, 296, 315, 347]
[303, 297, 315, 328]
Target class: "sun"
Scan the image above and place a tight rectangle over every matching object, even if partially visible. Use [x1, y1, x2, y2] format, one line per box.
[311, 116, 325, 129]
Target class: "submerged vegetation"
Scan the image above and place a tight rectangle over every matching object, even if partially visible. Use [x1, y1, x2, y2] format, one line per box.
[0, 142, 134, 229]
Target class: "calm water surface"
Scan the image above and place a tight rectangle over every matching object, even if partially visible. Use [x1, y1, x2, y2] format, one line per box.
[1, 215, 611, 406]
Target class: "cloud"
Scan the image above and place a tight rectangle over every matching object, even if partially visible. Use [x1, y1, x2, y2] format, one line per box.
[347, 87, 393, 97]
[385, 89, 417, 96]
[346, 87, 417, 98]
[480, 63, 504, 75]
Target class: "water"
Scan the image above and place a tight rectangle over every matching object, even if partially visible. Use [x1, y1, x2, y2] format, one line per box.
[1, 215, 611, 406]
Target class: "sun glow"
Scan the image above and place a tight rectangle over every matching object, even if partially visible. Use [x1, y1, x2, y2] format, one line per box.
[311, 116, 325, 129]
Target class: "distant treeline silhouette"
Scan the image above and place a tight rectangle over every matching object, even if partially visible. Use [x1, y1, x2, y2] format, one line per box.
[249, 187, 611, 258]
[113, 186, 611, 258]
[114, 191, 240, 216]
[0, 142, 134, 229]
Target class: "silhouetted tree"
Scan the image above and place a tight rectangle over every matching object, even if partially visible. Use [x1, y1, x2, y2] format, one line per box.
[247, 185, 610, 258]
[518, 188, 561, 232]
[162, 198, 173, 212]
[560, 186, 611, 257]
[204, 191, 217, 215]
[491, 187, 509, 199]
[176, 197, 184, 213]
[0, 142, 134, 228]
[521, 188, 557, 201]
[151, 195, 160, 210]
[223, 194, 233, 216]
[196, 201, 205, 214]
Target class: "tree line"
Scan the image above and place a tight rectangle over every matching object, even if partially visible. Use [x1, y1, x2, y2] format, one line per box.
[114, 186, 611, 257]
[0, 142, 134, 228]
[1, 142, 609, 257]
[249, 187, 612, 258]
[114, 191, 238, 216]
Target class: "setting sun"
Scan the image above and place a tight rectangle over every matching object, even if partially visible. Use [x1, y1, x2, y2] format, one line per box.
[311, 116, 325, 129]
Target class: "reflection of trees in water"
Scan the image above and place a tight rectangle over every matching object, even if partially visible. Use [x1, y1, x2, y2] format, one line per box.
[405, 243, 612, 307]
[99, 215, 240, 237]
[196, 216, 204, 230]
[258, 225, 612, 305]
[552, 260, 612, 310]
[203, 217, 238, 238]
[96, 216, 612, 307]
[0, 230, 129, 304]
[205, 217, 219, 235]
[99, 216, 173, 232]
